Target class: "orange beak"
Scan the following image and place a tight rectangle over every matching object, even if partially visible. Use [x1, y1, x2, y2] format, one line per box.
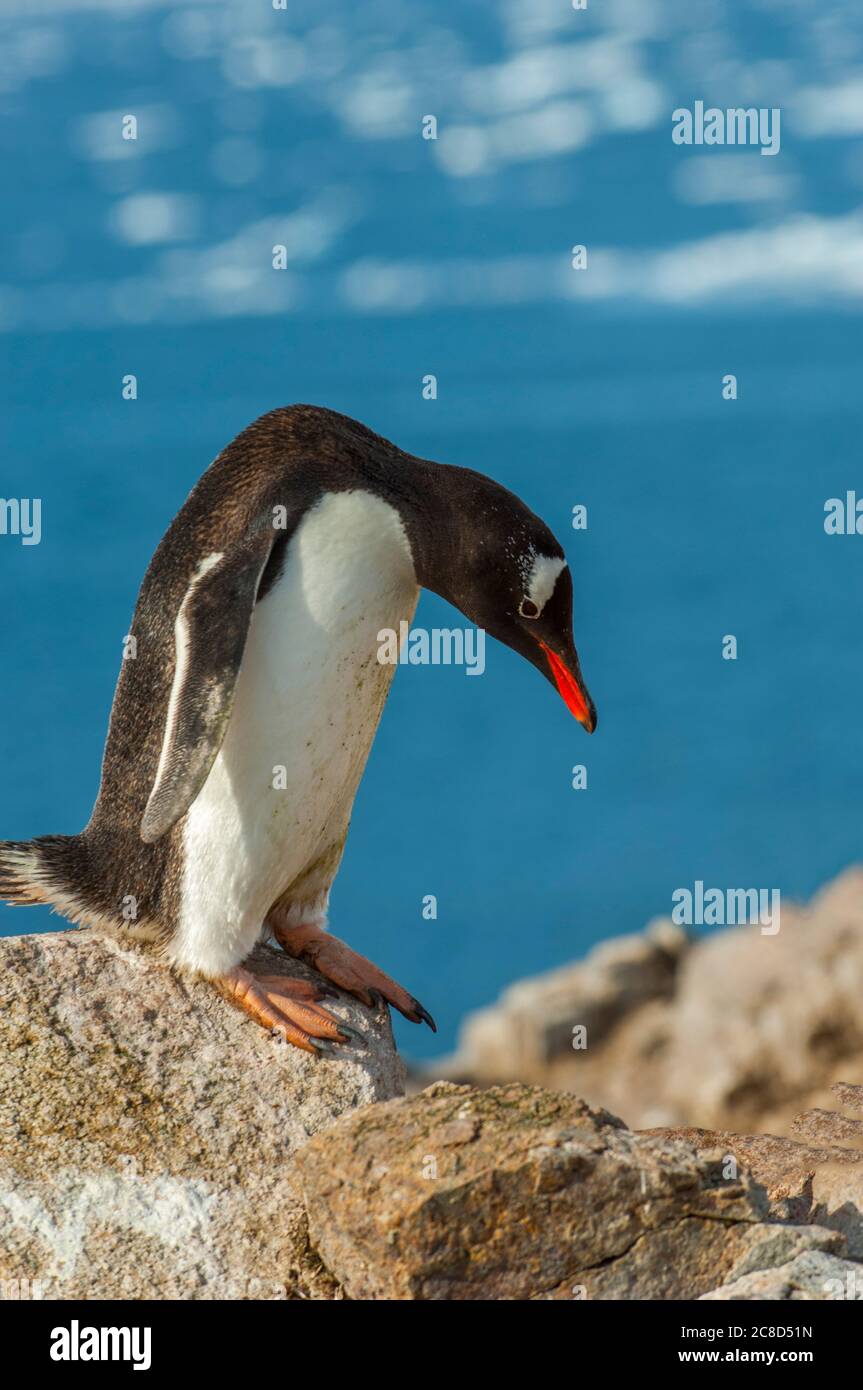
[539, 641, 596, 732]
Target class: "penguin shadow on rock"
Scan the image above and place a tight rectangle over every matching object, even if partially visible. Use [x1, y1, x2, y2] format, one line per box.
[0, 405, 596, 1056]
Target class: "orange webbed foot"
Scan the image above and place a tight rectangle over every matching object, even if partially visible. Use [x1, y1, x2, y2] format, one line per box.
[272, 924, 437, 1032]
[215, 966, 360, 1055]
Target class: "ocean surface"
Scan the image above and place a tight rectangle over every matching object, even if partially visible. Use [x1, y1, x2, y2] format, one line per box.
[1, 1, 862, 1057]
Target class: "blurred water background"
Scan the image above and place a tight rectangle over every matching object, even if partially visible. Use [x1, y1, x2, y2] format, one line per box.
[1, 0, 862, 1057]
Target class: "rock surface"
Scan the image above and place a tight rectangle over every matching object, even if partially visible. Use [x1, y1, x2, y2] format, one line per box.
[434, 868, 863, 1136]
[5, 926, 863, 1302]
[701, 1250, 863, 1301]
[649, 1085, 863, 1258]
[0, 929, 404, 1299]
[296, 1079, 830, 1301]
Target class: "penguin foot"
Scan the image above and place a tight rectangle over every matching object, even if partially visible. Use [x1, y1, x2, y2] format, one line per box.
[272, 924, 437, 1032]
[215, 966, 356, 1055]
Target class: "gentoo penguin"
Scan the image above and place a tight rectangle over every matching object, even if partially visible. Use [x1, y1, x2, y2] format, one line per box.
[0, 406, 596, 1054]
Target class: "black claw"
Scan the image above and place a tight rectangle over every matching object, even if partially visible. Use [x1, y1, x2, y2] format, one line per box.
[334, 1020, 364, 1044]
[312, 1038, 343, 1058]
[412, 1000, 437, 1033]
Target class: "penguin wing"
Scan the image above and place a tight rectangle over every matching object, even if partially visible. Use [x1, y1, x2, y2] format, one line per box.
[140, 529, 278, 843]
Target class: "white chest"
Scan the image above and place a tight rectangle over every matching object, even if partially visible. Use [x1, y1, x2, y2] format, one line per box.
[172, 490, 419, 976]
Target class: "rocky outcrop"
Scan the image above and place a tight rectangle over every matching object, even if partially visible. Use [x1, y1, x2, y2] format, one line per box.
[649, 1083, 863, 1259]
[434, 868, 863, 1136]
[4, 927, 863, 1301]
[296, 1080, 860, 1300]
[448, 917, 687, 1085]
[701, 1249, 863, 1300]
[0, 929, 404, 1299]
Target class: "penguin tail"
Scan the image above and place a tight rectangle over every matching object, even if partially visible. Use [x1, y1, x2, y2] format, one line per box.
[0, 835, 90, 921]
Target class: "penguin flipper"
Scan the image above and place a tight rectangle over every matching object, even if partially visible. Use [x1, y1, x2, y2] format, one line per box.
[140, 529, 278, 843]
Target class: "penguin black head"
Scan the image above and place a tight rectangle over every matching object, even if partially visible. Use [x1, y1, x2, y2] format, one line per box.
[422, 470, 597, 733]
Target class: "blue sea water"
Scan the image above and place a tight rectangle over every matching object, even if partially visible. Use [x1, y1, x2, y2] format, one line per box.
[1, 2, 862, 1058]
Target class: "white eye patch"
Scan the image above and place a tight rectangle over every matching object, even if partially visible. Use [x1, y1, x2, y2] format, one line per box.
[523, 553, 566, 615]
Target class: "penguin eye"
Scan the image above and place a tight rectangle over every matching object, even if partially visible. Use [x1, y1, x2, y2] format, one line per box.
[519, 598, 540, 619]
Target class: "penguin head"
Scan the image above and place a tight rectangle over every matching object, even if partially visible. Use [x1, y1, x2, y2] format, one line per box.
[438, 489, 597, 732]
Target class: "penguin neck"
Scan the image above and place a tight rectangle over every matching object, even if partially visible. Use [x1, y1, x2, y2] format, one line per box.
[375, 458, 465, 608]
